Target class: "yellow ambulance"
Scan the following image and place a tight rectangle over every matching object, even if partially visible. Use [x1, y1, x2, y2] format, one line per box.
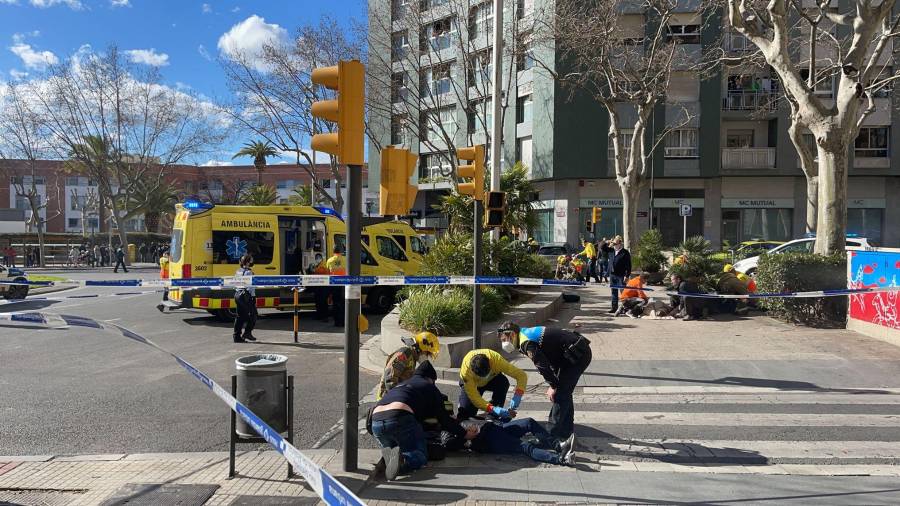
[164, 201, 407, 321]
[363, 221, 428, 265]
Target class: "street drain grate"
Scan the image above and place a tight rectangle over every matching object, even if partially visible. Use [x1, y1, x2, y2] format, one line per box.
[99, 483, 219, 506]
[0, 488, 86, 506]
[229, 497, 319, 505]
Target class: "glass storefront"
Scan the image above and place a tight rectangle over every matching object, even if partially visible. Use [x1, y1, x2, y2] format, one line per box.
[652, 208, 704, 246]
[848, 208, 883, 245]
[532, 209, 553, 243]
[579, 207, 623, 242]
[721, 208, 792, 246]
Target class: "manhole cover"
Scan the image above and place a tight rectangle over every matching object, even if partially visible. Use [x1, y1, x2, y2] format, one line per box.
[0, 489, 85, 506]
[100, 484, 219, 506]
[230, 497, 319, 505]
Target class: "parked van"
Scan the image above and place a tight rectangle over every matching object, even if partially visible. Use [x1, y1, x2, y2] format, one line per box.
[164, 201, 405, 320]
[364, 221, 428, 265]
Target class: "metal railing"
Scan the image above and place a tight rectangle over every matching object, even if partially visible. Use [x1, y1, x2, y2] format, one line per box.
[664, 147, 698, 158]
[722, 91, 779, 111]
[722, 147, 776, 169]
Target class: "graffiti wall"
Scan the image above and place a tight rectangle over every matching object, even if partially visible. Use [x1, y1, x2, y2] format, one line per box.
[848, 247, 900, 332]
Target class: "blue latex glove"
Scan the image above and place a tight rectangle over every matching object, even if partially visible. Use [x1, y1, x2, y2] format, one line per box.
[509, 393, 523, 411]
[490, 405, 510, 418]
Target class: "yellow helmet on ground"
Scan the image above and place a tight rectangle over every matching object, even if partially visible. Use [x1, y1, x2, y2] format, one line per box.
[414, 331, 440, 360]
[723, 264, 735, 272]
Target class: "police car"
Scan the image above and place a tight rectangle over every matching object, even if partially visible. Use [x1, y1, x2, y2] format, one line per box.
[0, 265, 29, 300]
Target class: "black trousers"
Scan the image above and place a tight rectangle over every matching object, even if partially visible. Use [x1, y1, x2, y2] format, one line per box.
[589, 258, 601, 282]
[549, 348, 592, 439]
[331, 287, 345, 326]
[313, 287, 329, 319]
[233, 292, 258, 338]
[113, 258, 127, 272]
[457, 374, 509, 419]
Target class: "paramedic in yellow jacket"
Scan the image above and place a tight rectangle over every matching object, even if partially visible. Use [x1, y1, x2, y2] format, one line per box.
[458, 349, 528, 420]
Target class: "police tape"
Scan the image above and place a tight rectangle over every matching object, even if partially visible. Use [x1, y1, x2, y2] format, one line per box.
[603, 284, 900, 299]
[0, 310, 366, 506]
[0, 275, 586, 288]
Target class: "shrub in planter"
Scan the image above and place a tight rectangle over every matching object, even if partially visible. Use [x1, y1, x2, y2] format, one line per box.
[755, 252, 847, 327]
[634, 229, 668, 282]
[668, 235, 724, 291]
[398, 285, 506, 335]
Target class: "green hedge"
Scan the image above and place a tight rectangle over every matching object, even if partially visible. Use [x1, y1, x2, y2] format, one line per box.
[398, 232, 551, 334]
[634, 229, 667, 273]
[755, 252, 847, 327]
[398, 285, 506, 335]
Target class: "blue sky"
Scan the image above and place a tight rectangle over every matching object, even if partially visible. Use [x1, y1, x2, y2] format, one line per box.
[0, 0, 365, 164]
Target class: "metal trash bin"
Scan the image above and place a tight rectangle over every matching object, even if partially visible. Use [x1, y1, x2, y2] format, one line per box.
[235, 354, 288, 437]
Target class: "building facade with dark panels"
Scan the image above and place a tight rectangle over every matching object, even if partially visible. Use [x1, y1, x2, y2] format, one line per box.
[0, 160, 365, 234]
[367, 0, 900, 247]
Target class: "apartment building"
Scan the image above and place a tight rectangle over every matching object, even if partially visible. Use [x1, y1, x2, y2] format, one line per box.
[0, 160, 367, 235]
[367, 0, 900, 247]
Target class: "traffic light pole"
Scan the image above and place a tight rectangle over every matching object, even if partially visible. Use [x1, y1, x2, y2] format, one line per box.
[473, 199, 483, 348]
[343, 164, 362, 472]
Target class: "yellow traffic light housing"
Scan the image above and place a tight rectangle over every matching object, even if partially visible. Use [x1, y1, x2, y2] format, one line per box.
[380, 146, 419, 216]
[592, 206, 602, 223]
[455, 144, 485, 201]
[310, 60, 365, 166]
[484, 191, 505, 228]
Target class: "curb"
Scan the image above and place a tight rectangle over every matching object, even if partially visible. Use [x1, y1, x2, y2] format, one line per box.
[25, 284, 78, 296]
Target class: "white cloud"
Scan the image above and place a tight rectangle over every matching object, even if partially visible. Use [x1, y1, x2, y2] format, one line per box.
[197, 44, 212, 61]
[202, 160, 234, 167]
[231, 6, 240, 12]
[9, 69, 29, 80]
[110, 0, 130, 7]
[0, 0, 19, 5]
[125, 48, 169, 67]
[217, 15, 288, 70]
[29, 0, 83, 9]
[10, 39, 58, 69]
[201, 2, 211, 13]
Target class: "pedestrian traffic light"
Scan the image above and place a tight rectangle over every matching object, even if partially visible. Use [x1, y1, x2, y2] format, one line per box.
[484, 191, 506, 228]
[310, 60, 365, 166]
[592, 207, 602, 223]
[380, 146, 419, 216]
[455, 144, 485, 201]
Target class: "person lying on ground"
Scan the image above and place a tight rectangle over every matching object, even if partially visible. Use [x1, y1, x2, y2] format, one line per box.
[443, 416, 576, 466]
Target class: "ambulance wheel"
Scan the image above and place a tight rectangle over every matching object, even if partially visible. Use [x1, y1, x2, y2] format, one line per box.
[366, 288, 395, 314]
[211, 308, 236, 322]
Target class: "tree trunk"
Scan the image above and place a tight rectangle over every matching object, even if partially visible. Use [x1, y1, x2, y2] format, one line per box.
[619, 182, 641, 250]
[805, 175, 818, 233]
[37, 224, 46, 268]
[813, 146, 848, 255]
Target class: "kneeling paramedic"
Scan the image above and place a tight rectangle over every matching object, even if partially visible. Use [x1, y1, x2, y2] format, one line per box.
[458, 349, 528, 420]
[498, 321, 592, 439]
[370, 361, 477, 481]
[377, 331, 441, 401]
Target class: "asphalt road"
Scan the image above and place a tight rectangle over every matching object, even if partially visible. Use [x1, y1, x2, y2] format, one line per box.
[0, 267, 381, 455]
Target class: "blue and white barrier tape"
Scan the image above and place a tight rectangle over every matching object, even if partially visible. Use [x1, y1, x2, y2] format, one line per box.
[602, 284, 900, 299]
[0, 311, 365, 506]
[0, 275, 586, 288]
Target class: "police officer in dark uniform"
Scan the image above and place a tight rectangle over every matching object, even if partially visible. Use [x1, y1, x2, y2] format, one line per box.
[497, 321, 591, 441]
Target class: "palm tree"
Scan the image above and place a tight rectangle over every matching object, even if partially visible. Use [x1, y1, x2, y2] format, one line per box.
[241, 184, 278, 206]
[286, 184, 324, 206]
[130, 178, 178, 233]
[232, 141, 279, 185]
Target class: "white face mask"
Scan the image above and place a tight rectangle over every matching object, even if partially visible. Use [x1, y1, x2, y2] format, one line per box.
[501, 340, 516, 354]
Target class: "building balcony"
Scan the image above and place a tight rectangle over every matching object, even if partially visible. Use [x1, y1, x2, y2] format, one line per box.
[722, 147, 776, 169]
[722, 91, 778, 111]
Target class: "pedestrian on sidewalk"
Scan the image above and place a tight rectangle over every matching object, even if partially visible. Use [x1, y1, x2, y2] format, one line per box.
[113, 246, 128, 273]
[326, 245, 346, 327]
[578, 238, 600, 283]
[232, 254, 258, 343]
[156, 251, 170, 311]
[607, 236, 631, 313]
[446, 417, 576, 466]
[498, 321, 592, 439]
[92, 244, 100, 268]
[376, 331, 441, 400]
[457, 349, 528, 420]
[138, 243, 147, 263]
[598, 237, 611, 283]
[371, 361, 477, 481]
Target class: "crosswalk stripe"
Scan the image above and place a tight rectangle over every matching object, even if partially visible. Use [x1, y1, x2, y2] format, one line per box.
[580, 386, 900, 395]
[511, 411, 900, 427]
[569, 393, 900, 404]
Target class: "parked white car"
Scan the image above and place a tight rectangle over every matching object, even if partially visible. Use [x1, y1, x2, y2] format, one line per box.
[732, 236, 871, 275]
